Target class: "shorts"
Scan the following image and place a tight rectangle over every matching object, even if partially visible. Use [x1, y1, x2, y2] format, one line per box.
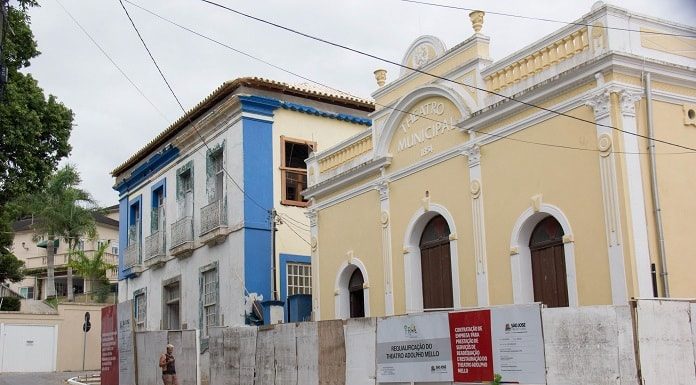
[162, 373, 179, 385]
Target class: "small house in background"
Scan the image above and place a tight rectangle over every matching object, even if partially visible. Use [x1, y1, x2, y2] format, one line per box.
[111, 77, 372, 337]
[9, 205, 120, 301]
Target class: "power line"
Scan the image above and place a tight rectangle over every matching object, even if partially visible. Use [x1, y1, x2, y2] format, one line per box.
[279, 213, 310, 231]
[399, 0, 696, 38]
[117, 0, 261, 305]
[53, 0, 170, 124]
[123, 1, 691, 156]
[282, 220, 311, 246]
[117, 0, 268, 213]
[198, 0, 696, 153]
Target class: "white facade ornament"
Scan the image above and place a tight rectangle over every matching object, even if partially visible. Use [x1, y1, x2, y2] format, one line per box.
[380, 211, 390, 227]
[531, 194, 543, 212]
[376, 180, 390, 202]
[470, 179, 482, 198]
[306, 209, 318, 228]
[585, 89, 611, 120]
[463, 145, 481, 167]
[310, 236, 318, 251]
[619, 91, 642, 116]
[597, 133, 613, 156]
[413, 45, 431, 68]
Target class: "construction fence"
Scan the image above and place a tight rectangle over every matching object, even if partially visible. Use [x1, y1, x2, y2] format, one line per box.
[128, 299, 696, 385]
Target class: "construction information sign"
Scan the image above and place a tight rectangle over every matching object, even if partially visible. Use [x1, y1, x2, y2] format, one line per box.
[449, 304, 546, 384]
[376, 312, 453, 382]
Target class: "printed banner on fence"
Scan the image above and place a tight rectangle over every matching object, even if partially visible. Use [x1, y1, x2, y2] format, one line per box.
[376, 312, 453, 382]
[449, 304, 545, 384]
[101, 304, 119, 385]
[117, 300, 136, 385]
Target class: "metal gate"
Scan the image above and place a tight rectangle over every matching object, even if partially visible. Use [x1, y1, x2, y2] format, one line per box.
[0, 324, 57, 372]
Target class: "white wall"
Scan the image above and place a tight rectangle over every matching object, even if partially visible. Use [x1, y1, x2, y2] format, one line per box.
[121, 116, 247, 331]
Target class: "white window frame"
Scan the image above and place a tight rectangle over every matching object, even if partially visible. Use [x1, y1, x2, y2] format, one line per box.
[287, 262, 312, 296]
[134, 290, 147, 331]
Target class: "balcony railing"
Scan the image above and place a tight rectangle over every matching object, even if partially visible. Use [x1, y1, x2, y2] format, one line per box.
[144, 230, 166, 261]
[171, 216, 194, 249]
[200, 199, 227, 235]
[25, 251, 118, 271]
[125, 243, 140, 268]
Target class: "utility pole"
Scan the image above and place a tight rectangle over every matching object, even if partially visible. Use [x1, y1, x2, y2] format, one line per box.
[270, 209, 279, 301]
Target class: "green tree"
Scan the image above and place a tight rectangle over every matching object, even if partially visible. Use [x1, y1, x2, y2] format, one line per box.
[0, 252, 24, 284]
[0, 0, 73, 251]
[20, 165, 97, 299]
[68, 243, 115, 303]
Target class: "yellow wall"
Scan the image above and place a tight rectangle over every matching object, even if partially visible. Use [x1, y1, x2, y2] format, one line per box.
[388, 158, 476, 314]
[481, 106, 612, 305]
[648, 100, 696, 297]
[272, 108, 367, 296]
[318, 190, 383, 320]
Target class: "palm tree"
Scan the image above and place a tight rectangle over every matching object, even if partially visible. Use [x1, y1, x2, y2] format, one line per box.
[21, 165, 97, 300]
[68, 242, 116, 302]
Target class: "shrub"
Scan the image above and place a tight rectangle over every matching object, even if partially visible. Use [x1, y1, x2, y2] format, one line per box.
[0, 296, 21, 311]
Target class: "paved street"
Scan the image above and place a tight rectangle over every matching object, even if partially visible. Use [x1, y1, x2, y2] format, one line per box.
[0, 371, 97, 385]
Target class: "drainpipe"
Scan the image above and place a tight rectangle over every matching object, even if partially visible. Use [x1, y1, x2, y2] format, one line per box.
[644, 72, 669, 297]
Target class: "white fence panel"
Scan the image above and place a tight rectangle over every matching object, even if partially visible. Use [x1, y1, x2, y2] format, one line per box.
[239, 327, 258, 385]
[637, 300, 696, 385]
[135, 331, 168, 385]
[275, 323, 298, 385]
[542, 305, 637, 385]
[254, 326, 275, 385]
[297, 321, 319, 385]
[345, 318, 376, 385]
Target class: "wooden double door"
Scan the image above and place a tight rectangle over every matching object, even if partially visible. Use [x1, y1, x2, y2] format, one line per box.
[530, 217, 569, 308]
[420, 216, 454, 310]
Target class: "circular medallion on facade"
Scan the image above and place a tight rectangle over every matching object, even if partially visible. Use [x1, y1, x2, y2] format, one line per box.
[380, 211, 390, 226]
[470, 179, 482, 198]
[310, 236, 318, 251]
[598, 133, 612, 156]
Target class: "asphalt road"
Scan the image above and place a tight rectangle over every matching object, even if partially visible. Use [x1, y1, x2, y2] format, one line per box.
[0, 371, 97, 385]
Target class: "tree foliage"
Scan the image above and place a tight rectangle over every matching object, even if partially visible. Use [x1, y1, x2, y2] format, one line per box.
[69, 243, 115, 302]
[0, 252, 24, 284]
[0, 0, 73, 248]
[0, 0, 74, 290]
[20, 165, 98, 299]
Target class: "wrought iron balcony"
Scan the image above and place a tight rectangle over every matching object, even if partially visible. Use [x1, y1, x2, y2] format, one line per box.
[125, 243, 140, 269]
[200, 199, 227, 236]
[171, 216, 194, 249]
[144, 230, 166, 267]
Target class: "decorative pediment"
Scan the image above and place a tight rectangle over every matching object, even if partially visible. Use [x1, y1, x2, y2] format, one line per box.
[400, 36, 447, 77]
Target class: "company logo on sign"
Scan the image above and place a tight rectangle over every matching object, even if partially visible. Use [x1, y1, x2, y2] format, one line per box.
[431, 364, 448, 373]
[504, 322, 527, 332]
[404, 323, 420, 338]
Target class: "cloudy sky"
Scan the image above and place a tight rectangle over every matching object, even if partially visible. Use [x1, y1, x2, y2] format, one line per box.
[22, 0, 696, 206]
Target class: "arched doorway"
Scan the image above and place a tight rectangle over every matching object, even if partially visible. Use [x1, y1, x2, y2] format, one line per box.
[420, 215, 453, 309]
[530, 216, 568, 308]
[348, 269, 365, 318]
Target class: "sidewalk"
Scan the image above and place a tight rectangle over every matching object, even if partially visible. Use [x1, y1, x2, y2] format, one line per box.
[0, 371, 97, 385]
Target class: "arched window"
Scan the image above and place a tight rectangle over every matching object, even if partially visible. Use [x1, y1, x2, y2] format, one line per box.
[529, 216, 568, 308]
[419, 215, 453, 309]
[348, 269, 365, 318]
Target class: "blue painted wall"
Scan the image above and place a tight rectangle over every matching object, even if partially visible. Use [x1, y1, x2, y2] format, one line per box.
[118, 198, 128, 280]
[278, 253, 311, 302]
[241, 111, 274, 302]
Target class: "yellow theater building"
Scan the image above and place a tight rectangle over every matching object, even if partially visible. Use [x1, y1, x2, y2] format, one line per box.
[303, 2, 696, 320]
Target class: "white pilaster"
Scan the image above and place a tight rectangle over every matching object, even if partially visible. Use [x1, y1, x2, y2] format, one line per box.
[618, 90, 653, 298]
[586, 88, 628, 304]
[307, 207, 321, 320]
[377, 180, 395, 315]
[464, 144, 489, 306]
